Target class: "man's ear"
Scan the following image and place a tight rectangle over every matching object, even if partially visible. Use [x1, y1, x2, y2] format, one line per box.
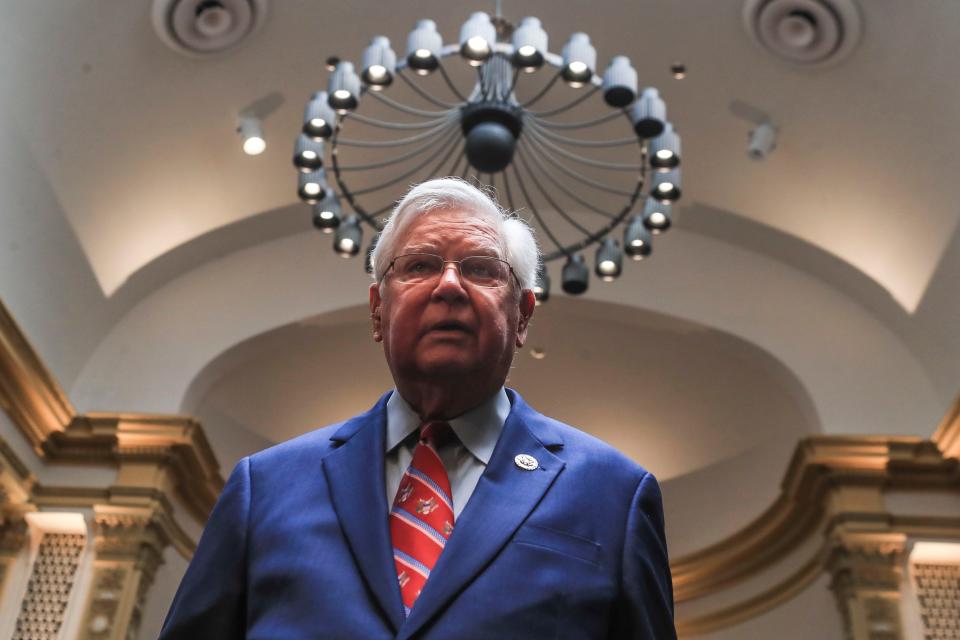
[515, 289, 536, 348]
[369, 283, 383, 343]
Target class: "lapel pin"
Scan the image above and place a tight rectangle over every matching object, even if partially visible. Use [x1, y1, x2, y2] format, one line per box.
[514, 454, 539, 471]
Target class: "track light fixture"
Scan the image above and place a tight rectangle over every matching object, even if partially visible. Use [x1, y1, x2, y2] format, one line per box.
[238, 115, 266, 155]
[295, 10, 686, 299]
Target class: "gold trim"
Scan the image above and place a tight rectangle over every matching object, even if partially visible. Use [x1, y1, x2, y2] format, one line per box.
[0, 299, 222, 523]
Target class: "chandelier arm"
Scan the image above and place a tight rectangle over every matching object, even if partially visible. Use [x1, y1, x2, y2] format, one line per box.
[337, 119, 457, 148]
[508, 162, 567, 256]
[523, 132, 636, 197]
[330, 120, 382, 230]
[515, 141, 615, 219]
[448, 147, 467, 175]
[395, 69, 461, 109]
[347, 126, 463, 196]
[519, 70, 562, 108]
[525, 125, 643, 171]
[346, 112, 451, 130]
[336, 122, 458, 171]
[425, 136, 466, 180]
[527, 85, 600, 118]
[532, 110, 623, 130]
[436, 62, 470, 103]
[515, 144, 592, 236]
[508, 68, 520, 96]
[524, 120, 638, 147]
[367, 90, 453, 118]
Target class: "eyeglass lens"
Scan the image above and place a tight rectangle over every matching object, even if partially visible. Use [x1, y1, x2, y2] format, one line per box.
[393, 254, 510, 287]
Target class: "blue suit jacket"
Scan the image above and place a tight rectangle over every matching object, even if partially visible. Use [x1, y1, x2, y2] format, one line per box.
[160, 390, 675, 639]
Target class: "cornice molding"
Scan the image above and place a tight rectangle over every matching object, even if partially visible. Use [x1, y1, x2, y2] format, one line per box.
[932, 392, 960, 459]
[0, 299, 222, 525]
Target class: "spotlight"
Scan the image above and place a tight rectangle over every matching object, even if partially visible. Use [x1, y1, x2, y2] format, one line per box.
[361, 36, 396, 89]
[334, 215, 362, 257]
[511, 17, 547, 71]
[311, 192, 341, 233]
[602, 56, 637, 108]
[671, 62, 687, 79]
[327, 62, 361, 112]
[298, 169, 327, 204]
[594, 238, 623, 281]
[459, 12, 495, 65]
[293, 134, 324, 172]
[748, 122, 777, 160]
[651, 168, 681, 203]
[533, 263, 550, 304]
[631, 88, 666, 139]
[406, 20, 442, 74]
[561, 254, 589, 294]
[561, 33, 595, 86]
[238, 115, 266, 155]
[642, 198, 672, 234]
[650, 123, 681, 170]
[302, 91, 335, 140]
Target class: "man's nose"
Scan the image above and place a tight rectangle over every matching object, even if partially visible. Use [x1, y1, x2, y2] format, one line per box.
[432, 262, 468, 300]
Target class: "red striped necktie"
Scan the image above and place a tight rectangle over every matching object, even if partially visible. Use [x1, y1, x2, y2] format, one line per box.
[390, 422, 456, 616]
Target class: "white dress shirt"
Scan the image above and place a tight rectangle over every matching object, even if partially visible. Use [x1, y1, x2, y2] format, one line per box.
[384, 388, 510, 518]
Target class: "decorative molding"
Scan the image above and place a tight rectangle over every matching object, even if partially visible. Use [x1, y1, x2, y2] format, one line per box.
[932, 392, 960, 460]
[0, 299, 222, 524]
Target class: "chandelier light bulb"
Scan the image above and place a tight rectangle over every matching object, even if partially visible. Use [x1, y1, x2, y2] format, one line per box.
[595, 238, 623, 281]
[652, 168, 682, 203]
[562, 33, 596, 86]
[561, 254, 589, 295]
[631, 88, 667, 139]
[362, 36, 396, 89]
[602, 56, 638, 108]
[293, 134, 324, 172]
[642, 198, 672, 234]
[334, 215, 363, 257]
[407, 19, 442, 74]
[238, 115, 266, 155]
[460, 12, 496, 65]
[624, 216, 653, 260]
[327, 62, 361, 112]
[297, 169, 328, 204]
[512, 16, 547, 71]
[650, 123, 681, 170]
[303, 91, 335, 140]
[312, 193, 342, 234]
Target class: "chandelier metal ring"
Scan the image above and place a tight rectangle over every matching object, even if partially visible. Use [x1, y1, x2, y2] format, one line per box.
[294, 13, 683, 298]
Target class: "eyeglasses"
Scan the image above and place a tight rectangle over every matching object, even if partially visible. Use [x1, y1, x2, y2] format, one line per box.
[385, 253, 520, 288]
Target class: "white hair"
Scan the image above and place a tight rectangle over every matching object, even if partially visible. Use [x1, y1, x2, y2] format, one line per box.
[370, 177, 540, 291]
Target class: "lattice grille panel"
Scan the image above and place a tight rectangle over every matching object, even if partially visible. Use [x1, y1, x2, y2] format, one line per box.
[915, 562, 960, 640]
[13, 532, 85, 640]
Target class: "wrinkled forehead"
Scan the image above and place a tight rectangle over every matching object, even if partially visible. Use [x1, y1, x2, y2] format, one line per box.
[396, 208, 506, 257]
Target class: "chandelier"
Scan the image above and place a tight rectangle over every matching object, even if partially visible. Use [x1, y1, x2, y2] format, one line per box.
[292, 11, 682, 301]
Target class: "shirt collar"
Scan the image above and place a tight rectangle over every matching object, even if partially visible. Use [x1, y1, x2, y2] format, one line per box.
[385, 388, 510, 465]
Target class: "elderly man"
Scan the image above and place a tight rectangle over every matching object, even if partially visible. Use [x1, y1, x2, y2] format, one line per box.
[160, 178, 675, 639]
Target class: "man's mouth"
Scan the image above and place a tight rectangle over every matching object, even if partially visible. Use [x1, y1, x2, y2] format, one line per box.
[429, 321, 471, 333]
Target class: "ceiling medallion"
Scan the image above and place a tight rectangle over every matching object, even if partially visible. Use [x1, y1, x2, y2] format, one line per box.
[292, 12, 685, 299]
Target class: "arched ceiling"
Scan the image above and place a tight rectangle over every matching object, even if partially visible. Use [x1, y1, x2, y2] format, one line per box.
[184, 299, 819, 481]
[1, 0, 958, 312]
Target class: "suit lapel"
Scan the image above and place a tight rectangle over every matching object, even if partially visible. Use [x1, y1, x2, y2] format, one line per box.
[322, 393, 405, 633]
[397, 393, 566, 640]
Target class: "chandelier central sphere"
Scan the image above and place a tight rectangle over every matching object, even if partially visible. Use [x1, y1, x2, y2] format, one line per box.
[294, 11, 684, 300]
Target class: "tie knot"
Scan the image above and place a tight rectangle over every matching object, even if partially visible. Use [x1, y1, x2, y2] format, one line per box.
[420, 421, 454, 448]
